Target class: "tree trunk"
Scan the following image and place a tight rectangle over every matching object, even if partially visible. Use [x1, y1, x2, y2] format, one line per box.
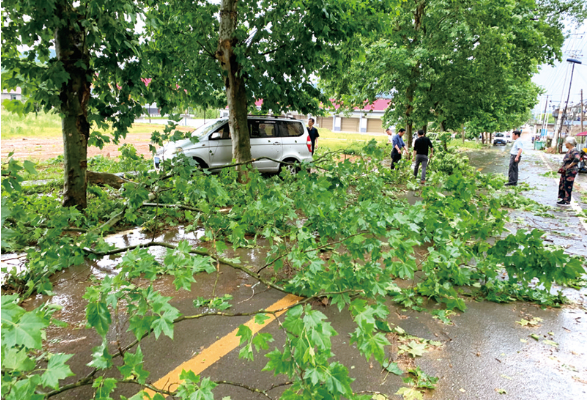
[481, 132, 485, 145]
[55, 4, 91, 209]
[404, 1, 425, 150]
[462, 124, 465, 143]
[217, 0, 251, 180]
[405, 85, 415, 149]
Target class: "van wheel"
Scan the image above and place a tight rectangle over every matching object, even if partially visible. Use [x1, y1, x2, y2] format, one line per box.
[280, 159, 301, 175]
[193, 157, 208, 169]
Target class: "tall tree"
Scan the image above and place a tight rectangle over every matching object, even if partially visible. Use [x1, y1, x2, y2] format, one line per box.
[2, 0, 150, 208]
[323, 0, 585, 140]
[143, 0, 392, 174]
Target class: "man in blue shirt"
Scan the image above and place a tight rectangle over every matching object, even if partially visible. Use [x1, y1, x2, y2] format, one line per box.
[391, 128, 407, 170]
[505, 130, 523, 186]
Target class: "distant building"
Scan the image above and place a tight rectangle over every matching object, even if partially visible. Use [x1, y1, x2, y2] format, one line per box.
[230, 98, 392, 134]
[1, 88, 22, 101]
[313, 99, 391, 133]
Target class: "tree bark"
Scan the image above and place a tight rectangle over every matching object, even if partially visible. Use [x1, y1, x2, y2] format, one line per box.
[404, 69, 418, 149]
[404, 1, 425, 150]
[216, 0, 252, 180]
[55, 4, 91, 209]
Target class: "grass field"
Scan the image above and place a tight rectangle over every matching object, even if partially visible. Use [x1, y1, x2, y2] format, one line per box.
[448, 138, 484, 150]
[1, 110, 63, 139]
[316, 127, 388, 152]
[1, 109, 188, 139]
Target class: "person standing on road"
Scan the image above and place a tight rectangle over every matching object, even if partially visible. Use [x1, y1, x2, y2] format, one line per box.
[557, 136, 581, 206]
[391, 128, 407, 170]
[413, 130, 434, 184]
[307, 118, 319, 154]
[386, 128, 393, 145]
[505, 130, 523, 186]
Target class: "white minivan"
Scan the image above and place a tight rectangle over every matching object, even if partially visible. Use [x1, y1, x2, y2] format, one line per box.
[154, 117, 313, 173]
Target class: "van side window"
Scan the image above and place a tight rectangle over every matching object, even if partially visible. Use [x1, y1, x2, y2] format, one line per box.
[279, 121, 304, 137]
[209, 124, 230, 140]
[249, 120, 277, 138]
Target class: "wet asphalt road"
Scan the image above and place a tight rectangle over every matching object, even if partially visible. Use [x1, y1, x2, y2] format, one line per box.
[4, 133, 586, 400]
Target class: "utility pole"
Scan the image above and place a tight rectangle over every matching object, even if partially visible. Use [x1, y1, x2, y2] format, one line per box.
[541, 95, 549, 135]
[553, 59, 582, 151]
[557, 59, 582, 152]
[552, 64, 571, 149]
[581, 89, 584, 134]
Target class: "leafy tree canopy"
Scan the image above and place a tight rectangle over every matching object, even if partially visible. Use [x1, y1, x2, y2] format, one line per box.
[322, 0, 585, 134]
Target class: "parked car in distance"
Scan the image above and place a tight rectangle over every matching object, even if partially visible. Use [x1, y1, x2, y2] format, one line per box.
[504, 133, 512, 143]
[154, 117, 313, 173]
[492, 132, 507, 146]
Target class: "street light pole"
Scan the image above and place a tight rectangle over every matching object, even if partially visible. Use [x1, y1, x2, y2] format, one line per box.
[581, 89, 584, 134]
[554, 58, 582, 152]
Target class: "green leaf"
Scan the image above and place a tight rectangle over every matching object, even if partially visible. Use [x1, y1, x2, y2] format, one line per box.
[41, 353, 74, 389]
[2, 347, 36, 371]
[2, 310, 47, 349]
[93, 376, 117, 400]
[23, 160, 38, 176]
[118, 346, 150, 384]
[383, 361, 404, 375]
[86, 302, 111, 337]
[88, 343, 113, 370]
[398, 341, 427, 358]
[254, 313, 271, 325]
[236, 324, 252, 345]
[1, 294, 24, 325]
[396, 387, 424, 400]
[252, 332, 274, 352]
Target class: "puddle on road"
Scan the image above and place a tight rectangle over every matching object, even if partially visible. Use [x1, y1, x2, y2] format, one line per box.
[12, 225, 261, 354]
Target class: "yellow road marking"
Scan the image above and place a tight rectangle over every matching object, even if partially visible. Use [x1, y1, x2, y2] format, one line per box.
[143, 293, 302, 397]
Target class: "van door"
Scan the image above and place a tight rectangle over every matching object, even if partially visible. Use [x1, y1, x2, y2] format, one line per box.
[249, 120, 281, 171]
[208, 124, 232, 168]
[279, 120, 312, 162]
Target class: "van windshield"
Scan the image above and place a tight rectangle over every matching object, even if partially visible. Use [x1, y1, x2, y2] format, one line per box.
[192, 120, 227, 138]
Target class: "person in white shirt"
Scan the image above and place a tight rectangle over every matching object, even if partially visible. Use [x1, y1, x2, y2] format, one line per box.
[386, 128, 393, 144]
[505, 130, 523, 186]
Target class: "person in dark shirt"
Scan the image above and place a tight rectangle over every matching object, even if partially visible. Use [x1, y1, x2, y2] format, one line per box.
[307, 118, 319, 154]
[391, 128, 407, 169]
[413, 130, 434, 184]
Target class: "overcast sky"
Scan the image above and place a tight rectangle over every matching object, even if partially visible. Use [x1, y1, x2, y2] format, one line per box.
[532, 21, 587, 114]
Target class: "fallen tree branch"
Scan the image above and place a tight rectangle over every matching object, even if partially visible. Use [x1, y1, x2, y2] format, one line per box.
[45, 373, 285, 399]
[257, 232, 364, 274]
[141, 202, 202, 212]
[207, 155, 332, 172]
[84, 241, 287, 293]
[4, 217, 88, 232]
[110, 288, 362, 371]
[213, 380, 274, 399]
